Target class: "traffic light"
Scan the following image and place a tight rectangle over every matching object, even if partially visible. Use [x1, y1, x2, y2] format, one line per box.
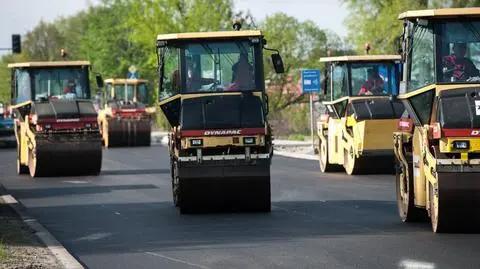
[12, 34, 21, 54]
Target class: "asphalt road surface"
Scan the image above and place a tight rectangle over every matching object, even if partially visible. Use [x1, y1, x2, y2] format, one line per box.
[1, 145, 480, 269]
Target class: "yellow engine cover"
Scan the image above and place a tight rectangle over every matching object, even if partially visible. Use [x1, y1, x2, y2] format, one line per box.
[354, 119, 399, 151]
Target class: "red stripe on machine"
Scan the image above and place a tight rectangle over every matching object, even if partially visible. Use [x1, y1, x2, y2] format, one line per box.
[442, 129, 480, 137]
[38, 117, 98, 130]
[112, 108, 146, 118]
[181, 128, 266, 137]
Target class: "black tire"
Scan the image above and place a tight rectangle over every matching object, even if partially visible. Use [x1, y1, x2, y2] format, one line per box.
[16, 138, 28, 175]
[16, 158, 28, 175]
[396, 151, 427, 223]
[28, 148, 41, 178]
[318, 137, 343, 173]
[343, 146, 368, 175]
[255, 177, 271, 212]
[179, 178, 193, 214]
[172, 160, 181, 207]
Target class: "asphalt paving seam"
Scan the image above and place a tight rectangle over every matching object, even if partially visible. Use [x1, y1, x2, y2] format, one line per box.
[0, 183, 85, 269]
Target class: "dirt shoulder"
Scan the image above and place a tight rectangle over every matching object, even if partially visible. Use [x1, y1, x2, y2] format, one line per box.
[0, 198, 63, 269]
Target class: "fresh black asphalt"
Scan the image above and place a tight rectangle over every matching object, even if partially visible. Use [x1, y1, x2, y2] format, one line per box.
[0, 146, 479, 269]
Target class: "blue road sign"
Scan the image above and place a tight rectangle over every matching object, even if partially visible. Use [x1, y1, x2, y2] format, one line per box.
[127, 72, 139, 79]
[301, 69, 320, 93]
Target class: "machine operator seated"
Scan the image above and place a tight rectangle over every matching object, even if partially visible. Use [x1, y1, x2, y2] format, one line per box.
[442, 42, 480, 82]
[224, 53, 254, 91]
[358, 68, 385, 95]
[62, 79, 79, 99]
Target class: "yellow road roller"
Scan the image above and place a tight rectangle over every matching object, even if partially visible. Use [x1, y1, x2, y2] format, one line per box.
[9, 61, 103, 178]
[156, 21, 284, 213]
[96, 78, 155, 148]
[393, 7, 480, 233]
[317, 55, 405, 175]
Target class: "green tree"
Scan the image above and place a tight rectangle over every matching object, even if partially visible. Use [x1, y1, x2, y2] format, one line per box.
[54, 11, 90, 60]
[261, 13, 329, 112]
[438, 0, 480, 7]
[22, 20, 67, 61]
[0, 54, 28, 104]
[124, 0, 237, 82]
[342, 0, 480, 54]
[343, 0, 429, 54]
[123, 0, 241, 129]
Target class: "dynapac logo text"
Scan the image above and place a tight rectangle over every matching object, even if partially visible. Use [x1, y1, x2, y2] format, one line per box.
[204, 130, 241, 136]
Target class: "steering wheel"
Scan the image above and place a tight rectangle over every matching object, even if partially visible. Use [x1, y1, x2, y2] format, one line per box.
[467, 76, 480, 82]
[207, 80, 222, 92]
[368, 85, 384, 95]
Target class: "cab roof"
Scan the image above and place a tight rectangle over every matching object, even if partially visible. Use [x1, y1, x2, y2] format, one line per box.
[399, 7, 480, 20]
[157, 30, 263, 41]
[319, 55, 401, 63]
[7, 61, 90, 68]
[104, 78, 148, 84]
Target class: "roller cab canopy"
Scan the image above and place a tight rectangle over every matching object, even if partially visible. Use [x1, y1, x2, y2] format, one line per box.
[396, 7, 480, 127]
[155, 27, 284, 128]
[103, 78, 149, 104]
[8, 61, 92, 106]
[319, 55, 403, 119]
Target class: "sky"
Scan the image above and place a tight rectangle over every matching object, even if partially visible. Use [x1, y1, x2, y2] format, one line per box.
[0, 0, 348, 56]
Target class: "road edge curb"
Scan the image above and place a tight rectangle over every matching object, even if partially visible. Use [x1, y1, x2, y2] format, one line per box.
[0, 184, 85, 269]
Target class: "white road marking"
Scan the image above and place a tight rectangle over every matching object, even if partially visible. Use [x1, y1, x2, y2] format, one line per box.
[74, 232, 111, 242]
[398, 259, 436, 269]
[145, 252, 211, 269]
[1, 194, 17, 204]
[63, 180, 88, 184]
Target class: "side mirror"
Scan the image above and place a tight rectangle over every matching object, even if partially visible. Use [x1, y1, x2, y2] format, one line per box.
[271, 53, 284, 74]
[95, 74, 104, 88]
[394, 35, 403, 55]
[322, 67, 329, 96]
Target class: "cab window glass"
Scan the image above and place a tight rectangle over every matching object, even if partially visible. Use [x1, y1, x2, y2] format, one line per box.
[183, 41, 255, 93]
[160, 46, 180, 100]
[15, 69, 31, 104]
[106, 83, 112, 99]
[137, 83, 148, 104]
[350, 62, 400, 96]
[408, 24, 434, 91]
[438, 21, 480, 82]
[332, 64, 347, 100]
[31, 68, 89, 100]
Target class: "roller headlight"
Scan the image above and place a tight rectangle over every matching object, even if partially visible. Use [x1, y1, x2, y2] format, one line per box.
[190, 139, 203, 147]
[452, 140, 469, 150]
[243, 137, 256, 145]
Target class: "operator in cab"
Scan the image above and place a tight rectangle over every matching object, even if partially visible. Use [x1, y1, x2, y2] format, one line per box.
[224, 53, 253, 91]
[63, 79, 78, 99]
[358, 68, 384, 95]
[442, 42, 480, 81]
